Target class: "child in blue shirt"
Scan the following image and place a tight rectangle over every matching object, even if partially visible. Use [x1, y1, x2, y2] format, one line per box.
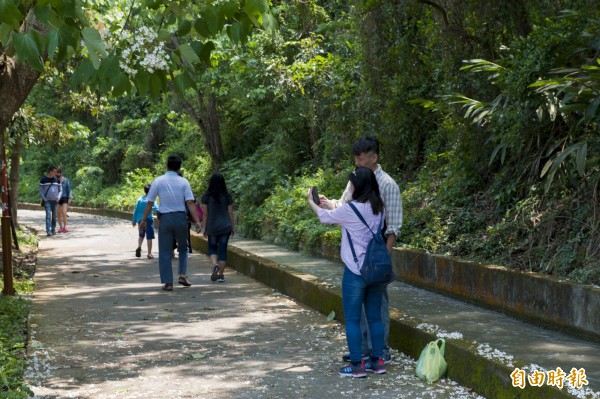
[132, 184, 159, 258]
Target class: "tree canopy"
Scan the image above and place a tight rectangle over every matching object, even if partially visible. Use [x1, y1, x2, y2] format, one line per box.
[0, 0, 274, 134]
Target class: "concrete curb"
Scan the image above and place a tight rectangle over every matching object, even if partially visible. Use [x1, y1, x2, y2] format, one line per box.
[190, 234, 576, 399]
[18, 202, 132, 221]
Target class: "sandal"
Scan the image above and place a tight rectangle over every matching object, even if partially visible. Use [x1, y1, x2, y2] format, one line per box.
[178, 276, 192, 287]
[147, 254, 154, 259]
[162, 283, 173, 291]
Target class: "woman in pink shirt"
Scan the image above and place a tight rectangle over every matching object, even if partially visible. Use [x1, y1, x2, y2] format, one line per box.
[307, 166, 387, 378]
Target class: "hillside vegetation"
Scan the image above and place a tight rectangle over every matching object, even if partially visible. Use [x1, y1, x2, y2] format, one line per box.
[13, 0, 600, 285]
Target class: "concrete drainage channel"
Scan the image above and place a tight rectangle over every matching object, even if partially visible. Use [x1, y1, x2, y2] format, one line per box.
[190, 234, 578, 399]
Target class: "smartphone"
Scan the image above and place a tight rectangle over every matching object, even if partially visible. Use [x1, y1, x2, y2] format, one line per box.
[311, 186, 320, 205]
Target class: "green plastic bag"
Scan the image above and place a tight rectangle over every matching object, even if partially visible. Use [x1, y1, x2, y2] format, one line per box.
[415, 338, 447, 382]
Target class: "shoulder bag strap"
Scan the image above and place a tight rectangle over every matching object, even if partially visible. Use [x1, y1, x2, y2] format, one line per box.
[348, 202, 383, 237]
[346, 230, 359, 266]
[346, 202, 385, 267]
[43, 179, 52, 198]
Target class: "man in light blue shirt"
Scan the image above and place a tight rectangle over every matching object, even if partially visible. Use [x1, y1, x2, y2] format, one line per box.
[140, 155, 201, 291]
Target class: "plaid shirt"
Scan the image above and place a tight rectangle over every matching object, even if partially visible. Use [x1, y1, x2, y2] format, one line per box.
[333, 165, 403, 236]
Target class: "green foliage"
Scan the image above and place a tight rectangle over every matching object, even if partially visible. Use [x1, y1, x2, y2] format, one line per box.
[0, 225, 37, 398]
[14, 0, 600, 286]
[268, 173, 322, 248]
[182, 154, 213, 196]
[221, 151, 284, 237]
[3, 0, 275, 101]
[398, 151, 496, 256]
[15, 226, 38, 250]
[105, 168, 156, 211]
[73, 166, 105, 206]
[254, 169, 345, 252]
[433, 9, 600, 197]
[0, 296, 32, 398]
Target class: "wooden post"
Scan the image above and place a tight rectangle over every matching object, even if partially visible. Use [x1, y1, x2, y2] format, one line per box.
[1, 130, 14, 296]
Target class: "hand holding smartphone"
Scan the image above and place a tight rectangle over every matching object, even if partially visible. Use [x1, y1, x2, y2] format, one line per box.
[311, 186, 321, 205]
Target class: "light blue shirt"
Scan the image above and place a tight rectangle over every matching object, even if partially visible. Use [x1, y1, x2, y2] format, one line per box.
[147, 171, 194, 213]
[132, 195, 158, 223]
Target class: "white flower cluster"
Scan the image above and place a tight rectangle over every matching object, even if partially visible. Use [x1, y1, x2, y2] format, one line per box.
[567, 385, 600, 399]
[116, 26, 170, 76]
[25, 332, 53, 386]
[476, 343, 514, 367]
[416, 323, 464, 340]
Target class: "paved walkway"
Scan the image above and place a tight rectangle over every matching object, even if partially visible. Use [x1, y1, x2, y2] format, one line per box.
[229, 239, 600, 395]
[20, 210, 483, 399]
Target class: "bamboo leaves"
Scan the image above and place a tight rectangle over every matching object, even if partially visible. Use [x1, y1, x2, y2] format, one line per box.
[541, 141, 588, 193]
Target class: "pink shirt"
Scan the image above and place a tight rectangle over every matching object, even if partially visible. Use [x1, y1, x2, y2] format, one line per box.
[317, 201, 384, 275]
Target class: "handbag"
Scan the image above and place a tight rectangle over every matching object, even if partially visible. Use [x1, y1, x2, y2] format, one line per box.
[346, 202, 395, 285]
[415, 338, 447, 382]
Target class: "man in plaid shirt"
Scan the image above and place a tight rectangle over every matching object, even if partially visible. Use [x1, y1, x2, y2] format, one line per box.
[320, 135, 402, 363]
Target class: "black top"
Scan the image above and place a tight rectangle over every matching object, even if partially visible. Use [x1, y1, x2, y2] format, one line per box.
[201, 193, 233, 236]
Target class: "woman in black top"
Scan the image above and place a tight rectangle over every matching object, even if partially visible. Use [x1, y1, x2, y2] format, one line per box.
[201, 173, 235, 282]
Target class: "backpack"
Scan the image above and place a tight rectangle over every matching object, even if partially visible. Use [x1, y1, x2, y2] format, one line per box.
[346, 202, 395, 285]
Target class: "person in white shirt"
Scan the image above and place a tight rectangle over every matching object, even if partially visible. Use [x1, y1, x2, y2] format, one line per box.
[140, 155, 201, 291]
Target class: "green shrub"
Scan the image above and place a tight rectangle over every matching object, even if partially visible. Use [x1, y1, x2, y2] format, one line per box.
[181, 154, 213, 197]
[73, 166, 105, 206]
[106, 169, 156, 211]
[0, 294, 33, 398]
[257, 169, 347, 253]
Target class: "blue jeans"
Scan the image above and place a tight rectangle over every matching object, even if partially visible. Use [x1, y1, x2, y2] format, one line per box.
[342, 266, 385, 363]
[43, 200, 58, 234]
[207, 233, 230, 261]
[157, 212, 189, 284]
[360, 288, 390, 356]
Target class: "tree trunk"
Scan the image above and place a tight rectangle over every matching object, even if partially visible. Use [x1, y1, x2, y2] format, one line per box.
[0, 57, 41, 136]
[202, 93, 225, 169]
[9, 135, 21, 225]
[306, 97, 320, 165]
[506, 0, 531, 37]
[0, 58, 41, 227]
[181, 91, 225, 169]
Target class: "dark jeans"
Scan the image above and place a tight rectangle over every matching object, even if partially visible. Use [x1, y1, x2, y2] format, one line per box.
[207, 233, 231, 261]
[43, 200, 58, 234]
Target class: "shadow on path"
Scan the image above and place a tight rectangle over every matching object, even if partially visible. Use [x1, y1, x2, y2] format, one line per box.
[20, 210, 483, 399]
